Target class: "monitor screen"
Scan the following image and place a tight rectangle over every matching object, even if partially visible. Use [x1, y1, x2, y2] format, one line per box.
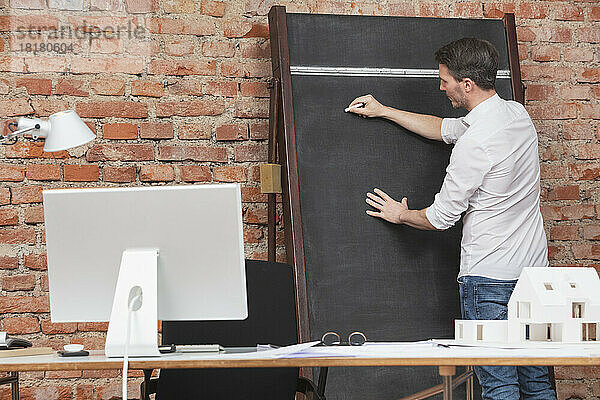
[43, 184, 247, 323]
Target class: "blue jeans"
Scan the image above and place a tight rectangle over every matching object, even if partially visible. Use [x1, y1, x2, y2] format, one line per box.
[458, 275, 556, 400]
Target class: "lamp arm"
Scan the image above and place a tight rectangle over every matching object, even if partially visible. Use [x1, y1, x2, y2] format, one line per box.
[5, 126, 38, 139]
[1, 125, 41, 145]
[2, 118, 49, 145]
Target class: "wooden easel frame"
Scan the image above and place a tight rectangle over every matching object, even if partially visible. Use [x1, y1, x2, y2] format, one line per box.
[268, 5, 311, 341]
[503, 13, 525, 104]
[267, 4, 526, 347]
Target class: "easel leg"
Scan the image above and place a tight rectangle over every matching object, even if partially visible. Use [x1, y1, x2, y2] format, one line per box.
[267, 78, 280, 262]
[317, 367, 328, 398]
[140, 369, 153, 400]
[11, 372, 18, 400]
[439, 366, 456, 400]
[466, 366, 473, 400]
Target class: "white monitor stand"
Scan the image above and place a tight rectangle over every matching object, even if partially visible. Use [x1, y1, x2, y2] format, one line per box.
[43, 184, 248, 358]
[105, 248, 160, 357]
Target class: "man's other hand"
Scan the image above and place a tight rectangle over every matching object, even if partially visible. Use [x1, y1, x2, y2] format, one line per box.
[365, 188, 408, 224]
[348, 94, 386, 118]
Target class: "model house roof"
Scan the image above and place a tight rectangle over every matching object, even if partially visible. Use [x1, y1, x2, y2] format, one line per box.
[512, 267, 600, 307]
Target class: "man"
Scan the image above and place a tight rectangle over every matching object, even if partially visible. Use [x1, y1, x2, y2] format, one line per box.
[347, 38, 556, 400]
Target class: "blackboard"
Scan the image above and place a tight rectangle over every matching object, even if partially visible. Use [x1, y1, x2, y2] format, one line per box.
[287, 14, 510, 70]
[269, 8, 521, 400]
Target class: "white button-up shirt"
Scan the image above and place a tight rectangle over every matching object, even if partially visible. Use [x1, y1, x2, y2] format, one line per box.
[425, 94, 548, 280]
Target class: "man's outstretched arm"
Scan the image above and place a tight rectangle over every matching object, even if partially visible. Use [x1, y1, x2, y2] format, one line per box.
[348, 94, 443, 141]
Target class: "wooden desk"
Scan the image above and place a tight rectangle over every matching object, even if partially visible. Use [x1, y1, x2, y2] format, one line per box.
[1, 346, 600, 400]
[2, 351, 600, 370]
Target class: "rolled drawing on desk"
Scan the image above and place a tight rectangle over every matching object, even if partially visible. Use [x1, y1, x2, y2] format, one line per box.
[256, 344, 279, 351]
[216, 341, 321, 359]
[452, 267, 600, 346]
[265, 341, 320, 357]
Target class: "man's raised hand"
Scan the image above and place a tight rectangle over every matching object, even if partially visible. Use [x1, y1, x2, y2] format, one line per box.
[347, 94, 386, 118]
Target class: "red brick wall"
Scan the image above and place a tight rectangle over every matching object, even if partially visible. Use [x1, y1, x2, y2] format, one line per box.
[0, 0, 598, 398]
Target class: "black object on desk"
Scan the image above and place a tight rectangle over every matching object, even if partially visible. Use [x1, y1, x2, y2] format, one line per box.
[0, 337, 32, 350]
[158, 344, 175, 354]
[57, 350, 89, 357]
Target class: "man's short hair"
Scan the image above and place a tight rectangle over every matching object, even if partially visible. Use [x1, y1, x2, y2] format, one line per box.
[434, 38, 499, 90]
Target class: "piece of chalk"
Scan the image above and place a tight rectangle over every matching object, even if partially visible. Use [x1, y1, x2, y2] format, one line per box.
[344, 103, 365, 112]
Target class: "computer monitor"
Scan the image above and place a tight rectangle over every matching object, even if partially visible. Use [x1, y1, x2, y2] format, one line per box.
[43, 184, 247, 357]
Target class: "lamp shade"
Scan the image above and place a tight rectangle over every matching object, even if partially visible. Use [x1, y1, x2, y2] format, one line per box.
[43, 110, 96, 152]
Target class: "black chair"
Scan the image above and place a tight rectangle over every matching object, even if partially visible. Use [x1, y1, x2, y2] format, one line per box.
[141, 260, 321, 400]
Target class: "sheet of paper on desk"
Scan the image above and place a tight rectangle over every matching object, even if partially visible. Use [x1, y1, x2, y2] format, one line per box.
[274, 346, 356, 358]
[261, 341, 321, 357]
[273, 341, 600, 359]
[429, 341, 600, 358]
[223, 341, 442, 359]
[433, 339, 600, 351]
[214, 340, 600, 360]
[275, 341, 441, 358]
[454, 346, 600, 358]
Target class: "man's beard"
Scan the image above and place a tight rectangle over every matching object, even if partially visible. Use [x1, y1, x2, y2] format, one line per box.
[448, 91, 468, 109]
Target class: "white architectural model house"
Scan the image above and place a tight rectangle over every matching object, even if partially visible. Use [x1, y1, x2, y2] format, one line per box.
[455, 268, 600, 344]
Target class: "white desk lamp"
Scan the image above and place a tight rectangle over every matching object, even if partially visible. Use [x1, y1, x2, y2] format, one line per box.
[3, 110, 95, 152]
